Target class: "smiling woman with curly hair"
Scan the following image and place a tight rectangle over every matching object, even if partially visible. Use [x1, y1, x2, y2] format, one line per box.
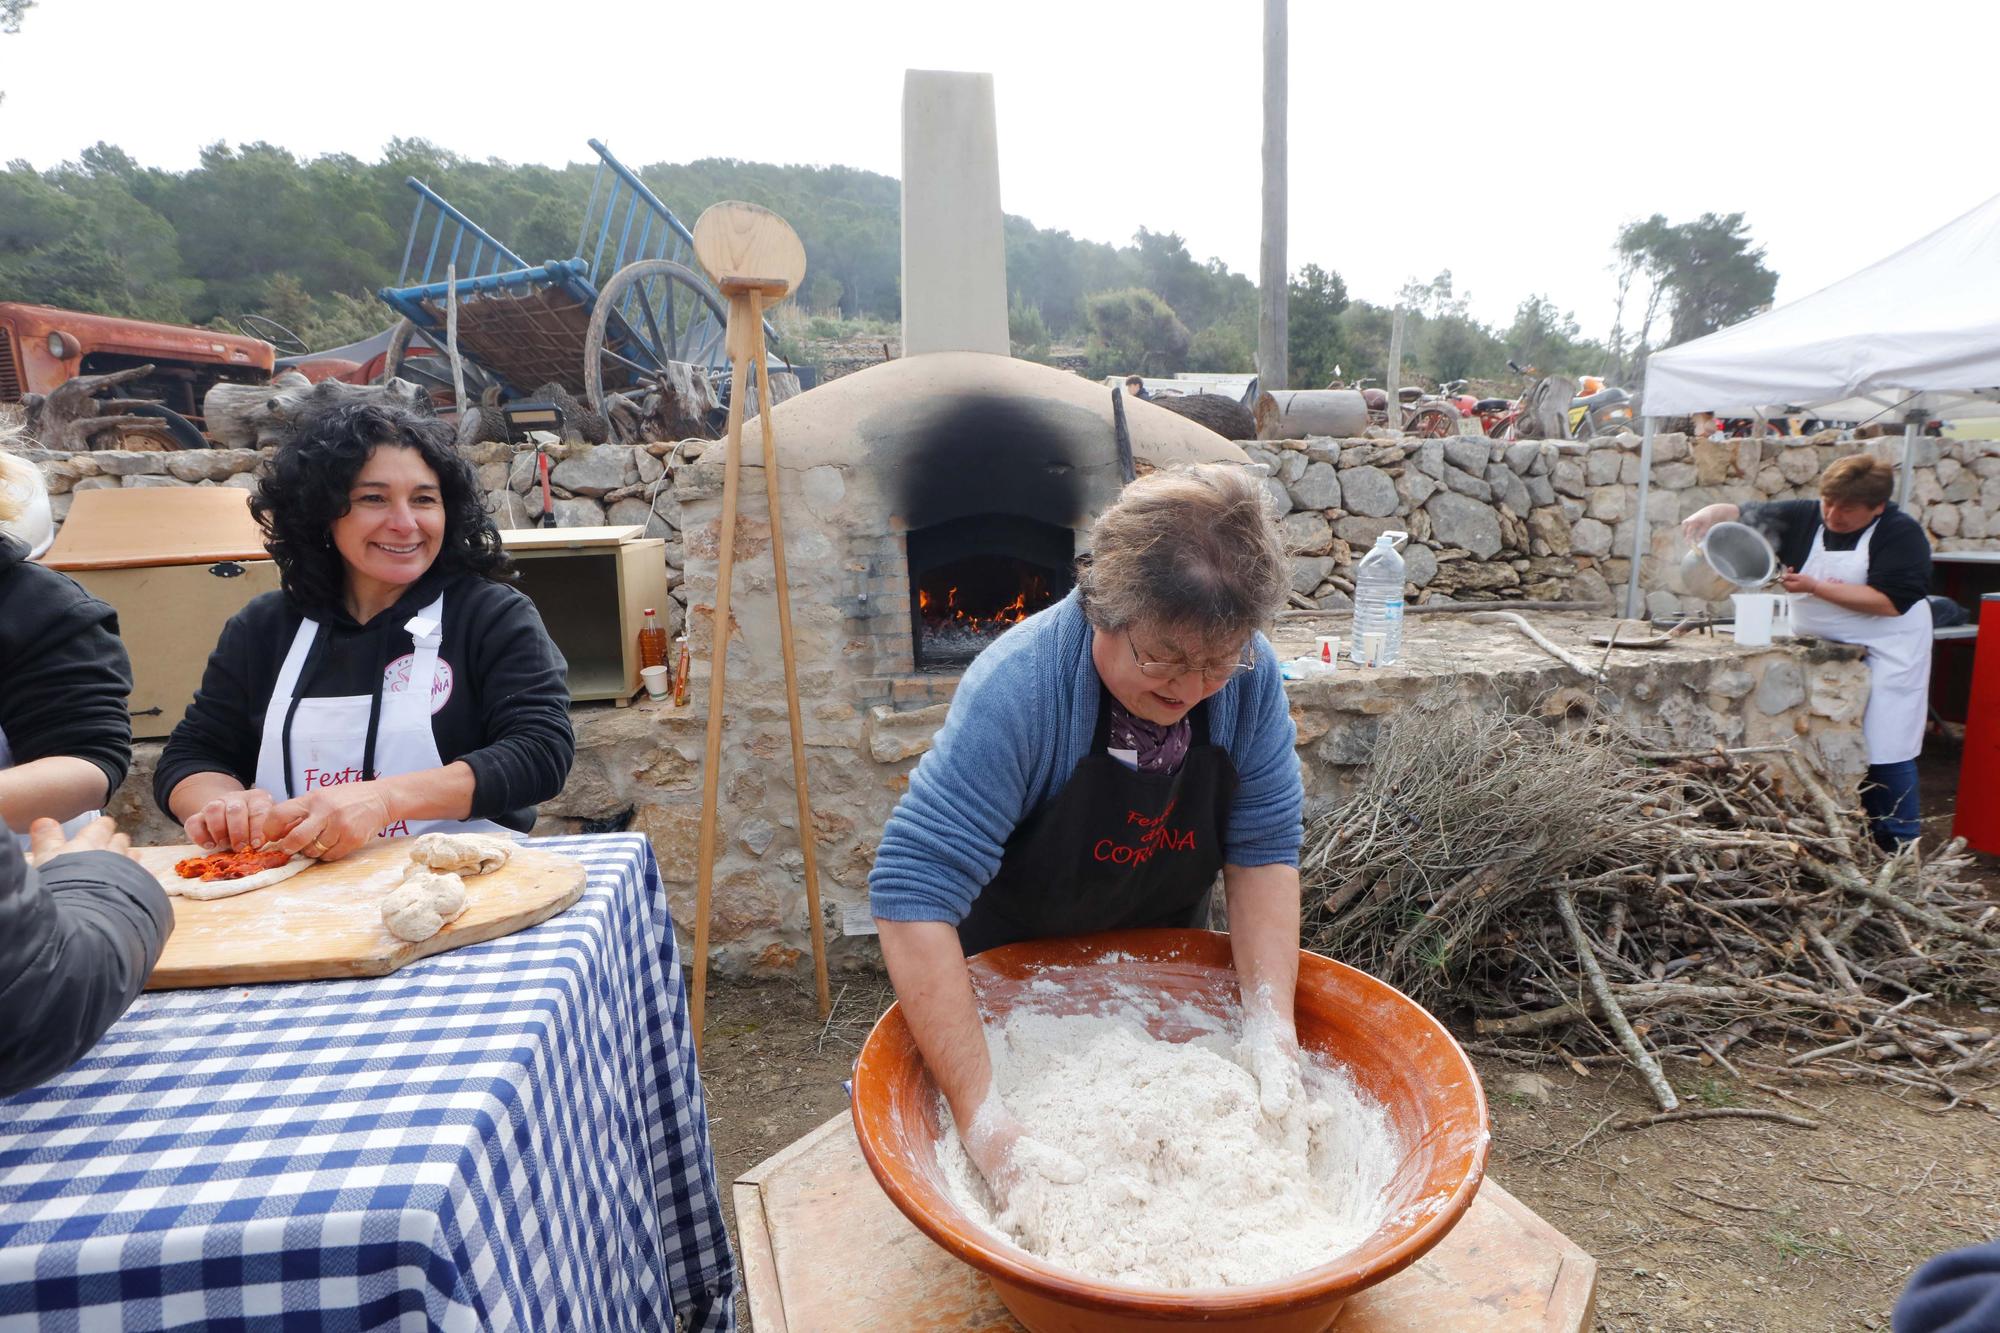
[157, 401, 574, 859]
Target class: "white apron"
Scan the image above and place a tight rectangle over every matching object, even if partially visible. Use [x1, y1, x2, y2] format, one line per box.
[1, 721, 100, 850]
[1788, 518, 1932, 765]
[251, 593, 508, 839]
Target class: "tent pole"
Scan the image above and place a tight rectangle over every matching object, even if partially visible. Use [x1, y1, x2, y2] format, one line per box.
[1896, 411, 1921, 507]
[1623, 417, 1656, 619]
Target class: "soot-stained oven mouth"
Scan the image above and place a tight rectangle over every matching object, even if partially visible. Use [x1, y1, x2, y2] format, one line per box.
[907, 514, 1074, 672]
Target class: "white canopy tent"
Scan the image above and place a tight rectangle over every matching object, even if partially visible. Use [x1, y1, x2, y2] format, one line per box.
[1624, 192, 2000, 615]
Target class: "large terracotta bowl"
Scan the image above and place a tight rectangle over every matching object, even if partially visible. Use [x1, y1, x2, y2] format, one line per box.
[851, 929, 1490, 1333]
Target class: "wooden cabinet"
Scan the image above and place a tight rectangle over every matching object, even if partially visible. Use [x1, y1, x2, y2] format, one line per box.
[498, 526, 670, 705]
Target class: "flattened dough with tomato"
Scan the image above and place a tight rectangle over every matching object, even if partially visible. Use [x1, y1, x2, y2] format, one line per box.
[165, 848, 315, 901]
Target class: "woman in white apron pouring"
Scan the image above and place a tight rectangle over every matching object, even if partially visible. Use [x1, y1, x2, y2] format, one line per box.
[158, 402, 575, 860]
[0, 437, 135, 846]
[1684, 454, 1934, 849]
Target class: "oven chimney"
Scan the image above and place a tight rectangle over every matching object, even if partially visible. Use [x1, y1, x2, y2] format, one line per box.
[900, 70, 1009, 358]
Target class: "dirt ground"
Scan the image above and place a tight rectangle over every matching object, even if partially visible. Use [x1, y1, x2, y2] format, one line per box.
[696, 747, 2000, 1331]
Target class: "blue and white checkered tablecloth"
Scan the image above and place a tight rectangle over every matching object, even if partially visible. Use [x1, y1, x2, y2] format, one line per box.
[0, 833, 735, 1332]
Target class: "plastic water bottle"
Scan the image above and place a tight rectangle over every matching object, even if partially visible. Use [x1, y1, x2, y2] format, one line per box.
[1349, 532, 1408, 667]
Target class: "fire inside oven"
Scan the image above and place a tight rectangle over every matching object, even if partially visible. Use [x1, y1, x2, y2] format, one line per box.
[908, 515, 1074, 671]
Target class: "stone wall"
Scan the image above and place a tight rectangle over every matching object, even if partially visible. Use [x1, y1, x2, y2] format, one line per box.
[1243, 430, 2000, 618]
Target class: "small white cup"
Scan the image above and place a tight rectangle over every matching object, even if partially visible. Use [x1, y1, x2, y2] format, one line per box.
[641, 664, 670, 699]
[1313, 635, 1341, 666]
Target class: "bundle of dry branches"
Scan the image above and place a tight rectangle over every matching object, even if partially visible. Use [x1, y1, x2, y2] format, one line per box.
[1301, 694, 2000, 1120]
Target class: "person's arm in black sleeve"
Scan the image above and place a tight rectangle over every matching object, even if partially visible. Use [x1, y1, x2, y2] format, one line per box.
[1864, 515, 1933, 615]
[0, 569, 133, 829]
[458, 585, 576, 818]
[0, 830, 172, 1099]
[155, 611, 264, 817]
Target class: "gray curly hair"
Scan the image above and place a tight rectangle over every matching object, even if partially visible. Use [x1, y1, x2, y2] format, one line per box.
[1077, 463, 1289, 645]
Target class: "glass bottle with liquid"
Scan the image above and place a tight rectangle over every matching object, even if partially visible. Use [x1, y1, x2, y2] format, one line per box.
[637, 608, 668, 669]
[671, 635, 691, 707]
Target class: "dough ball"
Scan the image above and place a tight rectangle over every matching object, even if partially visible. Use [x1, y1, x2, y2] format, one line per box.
[382, 870, 469, 943]
[407, 832, 512, 876]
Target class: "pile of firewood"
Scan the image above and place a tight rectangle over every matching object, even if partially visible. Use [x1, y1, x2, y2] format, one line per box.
[1301, 696, 2000, 1123]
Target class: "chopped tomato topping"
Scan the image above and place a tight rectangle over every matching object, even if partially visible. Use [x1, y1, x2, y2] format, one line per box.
[173, 848, 293, 882]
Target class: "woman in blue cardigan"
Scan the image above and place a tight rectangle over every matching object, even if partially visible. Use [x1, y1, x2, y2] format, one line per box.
[869, 463, 1306, 1209]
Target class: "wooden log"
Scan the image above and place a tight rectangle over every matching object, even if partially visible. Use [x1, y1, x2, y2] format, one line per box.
[637, 360, 722, 442]
[1148, 391, 1257, 442]
[1254, 388, 1369, 440]
[23, 365, 182, 451]
[202, 374, 430, 449]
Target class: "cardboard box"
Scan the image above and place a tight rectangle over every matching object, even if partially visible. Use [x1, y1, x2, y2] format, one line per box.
[41, 487, 279, 739]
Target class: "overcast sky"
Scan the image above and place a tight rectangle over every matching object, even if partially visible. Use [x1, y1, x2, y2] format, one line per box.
[3, 0, 1994, 341]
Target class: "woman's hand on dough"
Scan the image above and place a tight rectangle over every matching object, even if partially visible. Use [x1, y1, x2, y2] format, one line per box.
[1238, 1014, 1304, 1119]
[267, 784, 394, 861]
[186, 788, 277, 851]
[963, 1105, 1084, 1203]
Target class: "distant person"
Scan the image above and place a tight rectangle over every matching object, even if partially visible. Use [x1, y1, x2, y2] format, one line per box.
[1895, 1237, 2000, 1332]
[1124, 375, 1150, 400]
[0, 815, 172, 1098]
[1682, 454, 1931, 848]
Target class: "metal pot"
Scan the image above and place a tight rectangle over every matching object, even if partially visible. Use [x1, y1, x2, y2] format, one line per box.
[1680, 521, 1778, 601]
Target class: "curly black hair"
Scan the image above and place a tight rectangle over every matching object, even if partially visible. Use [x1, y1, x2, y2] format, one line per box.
[252, 400, 509, 612]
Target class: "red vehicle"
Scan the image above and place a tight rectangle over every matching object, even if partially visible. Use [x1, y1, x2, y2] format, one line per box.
[0, 302, 274, 447]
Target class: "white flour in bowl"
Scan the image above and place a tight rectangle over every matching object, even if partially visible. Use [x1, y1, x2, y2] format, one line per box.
[935, 1000, 1403, 1289]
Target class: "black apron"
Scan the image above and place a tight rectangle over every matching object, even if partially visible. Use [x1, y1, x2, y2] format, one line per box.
[956, 686, 1239, 956]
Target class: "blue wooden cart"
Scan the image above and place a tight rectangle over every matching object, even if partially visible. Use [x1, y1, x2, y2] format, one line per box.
[376, 138, 775, 417]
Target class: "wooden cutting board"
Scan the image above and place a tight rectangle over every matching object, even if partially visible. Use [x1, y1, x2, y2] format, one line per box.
[134, 837, 587, 989]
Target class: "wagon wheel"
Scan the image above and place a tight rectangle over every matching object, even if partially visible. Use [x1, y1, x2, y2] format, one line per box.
[584, 259, 730, 416]
[380, 318, 503, 408]
[1407, 403, 1461, 439]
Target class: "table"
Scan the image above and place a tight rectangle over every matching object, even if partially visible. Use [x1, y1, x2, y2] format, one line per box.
[0, 834, 735, 1332]
[736, 1116, 1596, 1332]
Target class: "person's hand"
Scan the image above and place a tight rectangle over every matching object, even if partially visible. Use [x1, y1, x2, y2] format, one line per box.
[1681, 504, 1729, 546]
[961, 1102, 1084, 1206]
[266, 783, 394, 861]
[185, 788, 277, 852]
[1780, 568, 1817, 595]
[29, 815, 136, 866]
[1237, 1013, 1305, 1118]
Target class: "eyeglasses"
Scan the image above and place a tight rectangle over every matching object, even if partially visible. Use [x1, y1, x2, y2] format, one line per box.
[1127, 631, 1254, 684]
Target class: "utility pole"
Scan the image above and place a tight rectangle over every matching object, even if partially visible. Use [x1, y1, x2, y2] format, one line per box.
[1258, 0, 1287, 391]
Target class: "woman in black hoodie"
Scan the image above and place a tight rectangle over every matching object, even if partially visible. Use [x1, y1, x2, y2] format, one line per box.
[0, 441, 134, 836]
[157, 402, 574, 859]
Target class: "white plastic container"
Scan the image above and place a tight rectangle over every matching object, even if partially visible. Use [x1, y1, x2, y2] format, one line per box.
[1349, 531, 1409, 667]
[1730, 593, 1792, 646]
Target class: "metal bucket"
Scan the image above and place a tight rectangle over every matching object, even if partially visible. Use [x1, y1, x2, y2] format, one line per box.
[1681, 521, 1777, 600]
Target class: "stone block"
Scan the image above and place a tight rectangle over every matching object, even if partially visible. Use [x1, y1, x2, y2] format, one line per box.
[1778, 447, 1820, 486]
[95, 451, 169, 476]
[1443, 437, 1490, 475]
[1441, 465, 1492, 502]
[1414, 440, 1445, 479]
[1809, 663, 1867, 723]
[1692, 441, 1735, 488]
[1290, 556, 1336, 593]
[1333, 515, 1402, 548]
[1277, 450, 1308, 484]
[123, 474, 183, 488]
[1650, 433, 1690, 463]
[1524, 474, 1556, 508]
[1286, 460, 1341, 511]
[1584, 448, 1623, 487]
[1708, 668, 1755, 700]
[1503, 442, 1540, 474]
[1281, 510, 1334, 555]
[1571, 565, 1613, 604]
[1424, 491, 1502, 560]
[1570, 517, 1612, 558]
[1645, 487, 1681, 525]
[607, 497, 664, 529]
[1645, 589, 1681, 618]
[867, 702, 950, 763]
[1394, 468, 1437, 510]
[1402, 543, 1437, 588]
[1755, 466, 1786, 494]
[634, 803, 702, 882]
[1553, 459, 1587, 498]
[551, 445, 633, 497]
[1585, 487, 1627, 522]
[1485, 465, 1531, 516]
[553, 496, 607, 527]
[1755, 659, 1806, 714]
[1618, 453, 1643, 485]
[1262, 476, 1291, 516]
[1315, 714, 1383, 766]
[1528, 508, 1571, 556]
[1930, 504, 1961, 538]
[1339, 465, 1398, 517]
[1653, 462, 1698, 491]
